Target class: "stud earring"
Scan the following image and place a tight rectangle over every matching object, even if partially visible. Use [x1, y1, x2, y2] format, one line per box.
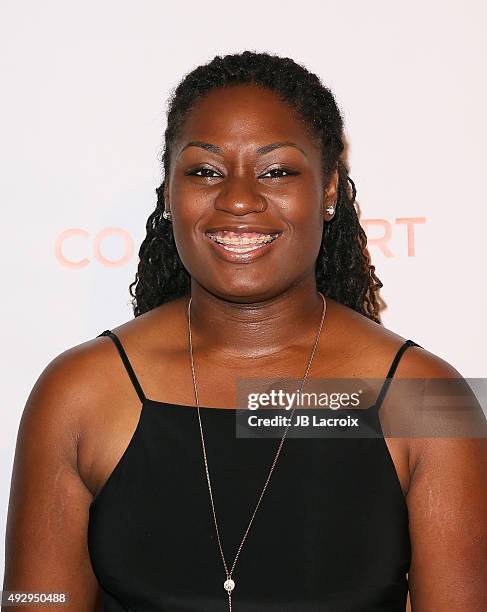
[163, 209, 172, 221]
[325, 204, 335, 215]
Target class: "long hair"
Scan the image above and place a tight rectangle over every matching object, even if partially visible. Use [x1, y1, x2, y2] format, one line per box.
[129, 51, 383, 322]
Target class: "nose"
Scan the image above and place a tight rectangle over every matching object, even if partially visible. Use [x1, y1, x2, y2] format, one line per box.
[214, 180, 267, 215]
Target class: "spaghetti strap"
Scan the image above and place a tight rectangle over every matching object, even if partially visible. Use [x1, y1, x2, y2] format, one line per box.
[375, 339, 422, 411]
[97, 330, 146, 404]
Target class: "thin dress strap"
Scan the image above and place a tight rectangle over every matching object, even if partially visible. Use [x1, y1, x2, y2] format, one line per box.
[375, 339, 422, 411]
[97, 330, 146, 404]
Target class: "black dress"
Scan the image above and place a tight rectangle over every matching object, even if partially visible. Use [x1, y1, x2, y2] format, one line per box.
[88, 330, 420, 611]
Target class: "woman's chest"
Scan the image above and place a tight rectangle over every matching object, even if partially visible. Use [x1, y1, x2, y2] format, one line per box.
[87, 405, 411, 611]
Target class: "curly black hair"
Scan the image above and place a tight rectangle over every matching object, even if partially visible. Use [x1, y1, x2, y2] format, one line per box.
[129, 50, 383, 322]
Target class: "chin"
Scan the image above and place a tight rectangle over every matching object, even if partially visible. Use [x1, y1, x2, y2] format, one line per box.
[202, 284, 283, 304]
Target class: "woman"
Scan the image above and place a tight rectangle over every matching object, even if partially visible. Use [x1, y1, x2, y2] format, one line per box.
[3, 51, 487, 611]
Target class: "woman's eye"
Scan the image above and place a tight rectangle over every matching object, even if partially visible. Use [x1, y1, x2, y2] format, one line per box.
[188, 167, 221, 179]
[260, 167, 297, 179]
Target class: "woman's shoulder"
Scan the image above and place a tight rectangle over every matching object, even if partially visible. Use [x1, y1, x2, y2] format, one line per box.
[16, 299, 187, 489]
[23, 298, 183, 426]
[39, 297, 184, 394]
[324, 296, 463, 381]
[328, 300, 485, 495]
[20, 326, 128, 443]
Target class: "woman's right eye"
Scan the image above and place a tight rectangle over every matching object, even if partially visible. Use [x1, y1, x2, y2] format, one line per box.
[187, 167, 221, 179]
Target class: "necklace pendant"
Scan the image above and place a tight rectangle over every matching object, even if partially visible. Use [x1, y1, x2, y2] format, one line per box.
[223, 578, 235, 593]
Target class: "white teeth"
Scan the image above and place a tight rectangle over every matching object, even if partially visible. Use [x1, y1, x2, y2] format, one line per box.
[220, 244, 265, 253]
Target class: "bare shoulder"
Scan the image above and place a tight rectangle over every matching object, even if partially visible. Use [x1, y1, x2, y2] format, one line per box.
[16, 295, 183, 455]
[21, 331, 120, 443]
[44, 296, 188, 429]
[323, 296, 462, 380]
[11, 330, 123, 498]
[324, 297, 470, 439]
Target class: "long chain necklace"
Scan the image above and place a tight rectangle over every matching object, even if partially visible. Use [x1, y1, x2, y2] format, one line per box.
[187, 292, 327, 611]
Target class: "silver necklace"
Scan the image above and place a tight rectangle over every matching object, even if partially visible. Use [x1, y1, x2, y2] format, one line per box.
[187, 292, 327, 611]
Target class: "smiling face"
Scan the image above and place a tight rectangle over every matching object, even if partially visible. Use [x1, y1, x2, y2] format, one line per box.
[164, 83, 338, 302]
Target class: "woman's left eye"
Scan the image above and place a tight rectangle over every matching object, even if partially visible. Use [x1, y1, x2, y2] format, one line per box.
[260, 167, 297, 179]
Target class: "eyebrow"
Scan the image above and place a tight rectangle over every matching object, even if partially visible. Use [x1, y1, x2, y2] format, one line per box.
[178, 140, 307, 158]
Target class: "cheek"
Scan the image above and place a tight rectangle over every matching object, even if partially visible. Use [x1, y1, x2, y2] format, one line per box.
[290, 220, 324, 271]
[170, 214, 199, 272]
[169, 196, 217, 279]
[283, 198, 324, 255]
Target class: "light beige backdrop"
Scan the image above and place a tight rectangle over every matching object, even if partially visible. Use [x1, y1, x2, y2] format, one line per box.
[1, 0, 486, 588]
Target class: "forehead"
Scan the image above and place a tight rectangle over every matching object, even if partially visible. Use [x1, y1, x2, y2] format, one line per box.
[176, 84, 317, 152]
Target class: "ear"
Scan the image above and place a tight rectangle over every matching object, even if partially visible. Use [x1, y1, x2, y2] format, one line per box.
[323, 165, 339, 221]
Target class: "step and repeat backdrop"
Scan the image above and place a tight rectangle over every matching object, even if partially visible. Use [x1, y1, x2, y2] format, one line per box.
[1, 0, 486, 576]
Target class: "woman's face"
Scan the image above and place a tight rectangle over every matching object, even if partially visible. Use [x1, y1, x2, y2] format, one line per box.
[165, 83, 337, 302]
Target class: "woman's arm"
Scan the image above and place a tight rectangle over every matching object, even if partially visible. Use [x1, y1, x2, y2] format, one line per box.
[406, 357, 487, 610]
[2, 349, 102, 611]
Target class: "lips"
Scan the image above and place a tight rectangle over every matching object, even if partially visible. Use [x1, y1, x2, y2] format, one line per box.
[204, 225, 283, 260]
[207, 230, 280, 248]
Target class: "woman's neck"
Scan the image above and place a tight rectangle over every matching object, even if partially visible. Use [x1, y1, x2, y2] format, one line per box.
[187, 279, 326, 359]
